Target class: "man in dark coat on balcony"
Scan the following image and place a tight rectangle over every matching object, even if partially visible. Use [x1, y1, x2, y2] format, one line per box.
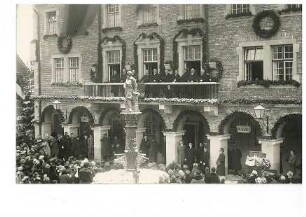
[163, 69, 175, 97]
[187, 68, 200, 82]
[151, 68, 162, 97]
[173, 69, 181, 97]
[110, 70, 121, 97]
[140, 70, 152, 97]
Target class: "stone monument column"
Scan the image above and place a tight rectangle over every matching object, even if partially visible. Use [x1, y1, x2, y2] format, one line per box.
[121, 111, 142, 151]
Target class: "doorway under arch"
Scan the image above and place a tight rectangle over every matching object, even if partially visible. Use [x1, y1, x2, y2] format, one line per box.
[41, 105, 64, 137]
[100, 108, 125, 148]
[173, 110, 210, 147]
[138, 109, 166, 163]
[272, 114, 302, 176]
[68, 106, 94, 138]
[219, 111, 262, 174]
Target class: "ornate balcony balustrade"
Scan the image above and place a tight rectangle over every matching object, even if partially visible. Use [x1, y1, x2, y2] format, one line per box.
[84, 82, 219, 100]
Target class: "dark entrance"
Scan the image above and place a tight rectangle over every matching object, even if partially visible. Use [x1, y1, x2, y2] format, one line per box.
[183, 122, 202, 148]
[109, 64, 120, 81]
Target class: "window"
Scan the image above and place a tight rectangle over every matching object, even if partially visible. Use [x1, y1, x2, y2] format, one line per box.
[107, 50, 121, 81]
[46, 11, 57, 35]
[107, 5, 120, 28]
[143, 48, 158, 76]
[286, 4, 302, 11]
[183, 45, 201, 76]
[69, 57, 79, 83]
[231, 4, 250, 15]
[244, 47, 263, 81]
[272, 45, 293, 81]
[54, 58, 64, 83]
[142, 6, 157, 24]
[184, 5, 201, 19]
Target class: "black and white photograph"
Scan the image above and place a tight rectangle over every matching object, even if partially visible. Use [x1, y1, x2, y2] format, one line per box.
[8, 1, 305, 216]
[16, 3, 303, 184]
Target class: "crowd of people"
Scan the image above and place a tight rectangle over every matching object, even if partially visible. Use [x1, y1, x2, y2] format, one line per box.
[108, 67, 216, 98]
[16, 132, 301, 184]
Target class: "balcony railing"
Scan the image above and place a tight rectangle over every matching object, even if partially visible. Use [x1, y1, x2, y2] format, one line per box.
[84, 82, 219, 99]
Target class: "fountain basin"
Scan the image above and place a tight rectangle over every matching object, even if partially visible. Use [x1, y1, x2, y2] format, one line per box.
[93, 169, 170, 184]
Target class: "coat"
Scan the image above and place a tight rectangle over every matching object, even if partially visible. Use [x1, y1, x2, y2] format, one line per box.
[59, 174, 73, 184]
[140, 138, 149, 156]
[58, 138, 66, 159]
[207, 173, 220, 184]
[42, 141, 51, 157]
[232, 148, 242, 171]
[185, 147, 195, 166]
[288, 155, 297, 174]
[78, 168, 94, 184]
[101, 136, 112, 158]
[50, 140, 59, 157]
[216, 153, 225, 176]
[148, 139, 158, 162]
[74, 138, 83, 157]
[81, 138, 88, 157]
[177, 144, 186, 165]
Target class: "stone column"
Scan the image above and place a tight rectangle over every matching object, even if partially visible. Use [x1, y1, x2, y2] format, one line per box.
[121, 111, 142, 150]
[63, 124, 79, 136]
[207, 134, 231, 175]
[136, 128, 146, 150]
[259, 138, 283, 173]
[163, 131, 185, 166]
[92, 125, 110, 161]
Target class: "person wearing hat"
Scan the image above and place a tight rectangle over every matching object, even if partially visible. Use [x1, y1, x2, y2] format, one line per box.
[190, 171, 205, 184]
[185, 142, 195, 170]
[140, 135, 149, 157]
[216, 148, 225, 176]
[78, 162, 94, 184]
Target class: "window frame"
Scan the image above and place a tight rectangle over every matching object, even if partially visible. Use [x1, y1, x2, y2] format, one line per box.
[243, 46, 264, 81]
[51, 54, 82, 84]
[102, 5, 121, 29]
[272, 44, 294, 81]
[43, 8, 59, 36]
[237, 39, 299, 83]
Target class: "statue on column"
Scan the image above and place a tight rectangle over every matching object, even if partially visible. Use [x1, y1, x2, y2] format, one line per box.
[124, 68, 140, 112]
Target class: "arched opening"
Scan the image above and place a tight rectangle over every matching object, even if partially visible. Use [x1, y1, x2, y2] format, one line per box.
[138, 109, 166, 163]
[68, 106, 94, 137]
[272, 114, 302, 176]
[174, 110, 210, 147]
[100, 108, 125, 150]
[41, 105, 64, 137]
[219, 112, 262, 174]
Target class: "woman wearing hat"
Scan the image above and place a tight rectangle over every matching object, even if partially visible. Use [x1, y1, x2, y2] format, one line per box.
[216, 148, 225, 176]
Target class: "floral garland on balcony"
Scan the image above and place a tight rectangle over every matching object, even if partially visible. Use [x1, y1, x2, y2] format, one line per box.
[51, 82, 83, 87]
[173, 28, 208, 71]
[220, 98, 302, 105]
[101, 27, 123, 33]
[237, 80, 301, 88]
[252, 10, 280, 39]
[137, 22, 159, 29]
[177, 17, 205, 24]
[142, 98, 219, 105]
[133, 32, 165, 74]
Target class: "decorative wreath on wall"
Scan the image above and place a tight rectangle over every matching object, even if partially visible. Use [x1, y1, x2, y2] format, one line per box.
[57, 34, 72, 54]
[252, 10, 280, 39]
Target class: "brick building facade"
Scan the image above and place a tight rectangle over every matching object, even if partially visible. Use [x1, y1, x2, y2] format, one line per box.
[31, 4, 302, 175]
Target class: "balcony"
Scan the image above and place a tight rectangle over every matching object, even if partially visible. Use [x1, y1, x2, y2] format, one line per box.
[84, 82, 219, 102]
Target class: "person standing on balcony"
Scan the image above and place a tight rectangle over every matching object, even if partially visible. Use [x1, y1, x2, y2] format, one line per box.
[200, 69, 210, 82]
[140, 70, 151, 97]
[187, 68, 200, 82]
[164, 69, 175, 97]
[121, 68, 127, 83]
[152, 68, 162, 97]
[173, 69, 181, 98]
[110, 70, 120, 97]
